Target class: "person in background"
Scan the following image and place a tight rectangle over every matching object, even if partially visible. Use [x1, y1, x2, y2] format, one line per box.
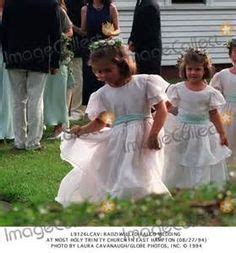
[2, 0, 61, 150]
[0, 0, 14, 143]
[43, 0, 74, 137]
[65, 0, 85, 120]
[129, 0, 162, 75]
[75, 0, 120, 105]
[210, 38, 236, 165]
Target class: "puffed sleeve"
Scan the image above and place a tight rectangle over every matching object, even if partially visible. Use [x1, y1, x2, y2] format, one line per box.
[209, 72, 223, 94]
[85, 91, 107, 120]
[146, 75, 170, 105]
[166, 84, 180, 107]
[209, 88, 226, 111]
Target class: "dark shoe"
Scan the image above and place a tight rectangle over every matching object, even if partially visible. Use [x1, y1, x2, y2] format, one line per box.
[26, 144, 44, 151]
[11, 146, 25, 153]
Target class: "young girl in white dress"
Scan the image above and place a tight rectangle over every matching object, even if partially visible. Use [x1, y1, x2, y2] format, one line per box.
[56, 39, 170, 207]
[210, 38, 236, 165]
[162, 48, 232, 189]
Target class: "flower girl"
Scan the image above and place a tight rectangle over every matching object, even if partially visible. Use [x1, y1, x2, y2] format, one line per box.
[163, 48, 231, 189]
[210, 38, 236, 165]
[56, 39, 170, 207]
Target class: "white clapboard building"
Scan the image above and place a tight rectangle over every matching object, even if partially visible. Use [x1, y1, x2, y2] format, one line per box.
[115, 0, 236, 66]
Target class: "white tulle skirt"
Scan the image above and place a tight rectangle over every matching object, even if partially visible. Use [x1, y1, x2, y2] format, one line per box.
[56, 119, 170, 207]
[162, 114, 232, 189]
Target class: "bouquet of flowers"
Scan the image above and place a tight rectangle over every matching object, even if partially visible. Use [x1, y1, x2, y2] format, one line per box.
[60, 33, 74, 73]
[102, 21, 115, 37]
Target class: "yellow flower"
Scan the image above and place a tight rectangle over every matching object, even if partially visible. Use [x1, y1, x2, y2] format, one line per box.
[99, 111, 115, 126]
[102, 22, 115, 36]
[100, 200, 116, 213]
[220, 111, 233, 126]
[220, 199, 234, 214]
[220, 23, 233, 36]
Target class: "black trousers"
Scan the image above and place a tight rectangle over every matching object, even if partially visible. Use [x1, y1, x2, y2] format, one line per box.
[135, 49, 162, 75]
[82, 55, 104, 105]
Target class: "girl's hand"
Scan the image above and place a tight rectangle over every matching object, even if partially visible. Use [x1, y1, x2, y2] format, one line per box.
[219, 133, 229, 146]
[70, 125, 82, 137]
[147, 134, 161, 150]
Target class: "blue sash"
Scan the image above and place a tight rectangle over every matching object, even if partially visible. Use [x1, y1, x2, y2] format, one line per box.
[177, 114, 209, 125]
[225, 94, 236, 103]
[113, 114, 150, 126]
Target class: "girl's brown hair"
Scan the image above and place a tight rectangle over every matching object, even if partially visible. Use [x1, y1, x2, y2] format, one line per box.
[89, 44, 136, 80]
[177, 48, 214, 80]
[227, 39, 236, 56]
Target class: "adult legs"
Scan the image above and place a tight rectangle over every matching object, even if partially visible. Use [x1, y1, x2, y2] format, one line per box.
[135, 50, 162, 75]
[8, 70, 27, 149]
[67, 57, 84, 119]
[26, 71, 47, 149]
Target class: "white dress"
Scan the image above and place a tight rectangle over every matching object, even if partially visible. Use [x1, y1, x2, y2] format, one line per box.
[162, 82, 232, 189]
[56, 75, 170, 207]
[210, 68, 236, 164]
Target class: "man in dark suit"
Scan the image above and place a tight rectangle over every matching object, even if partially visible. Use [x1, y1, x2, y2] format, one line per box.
[2, 0, 61, 150]
[129, 0, 162, 74]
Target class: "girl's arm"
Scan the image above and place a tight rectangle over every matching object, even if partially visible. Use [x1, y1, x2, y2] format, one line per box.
[165, 101, 173, 112]
[109, 4, 120, 36]
[147, 100, 168, 150]
[209, 109, 228, 146]
[70, 118, 106, 136]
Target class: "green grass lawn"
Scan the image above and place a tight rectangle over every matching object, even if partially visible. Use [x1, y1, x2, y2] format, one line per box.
[0, 126, 236, 226]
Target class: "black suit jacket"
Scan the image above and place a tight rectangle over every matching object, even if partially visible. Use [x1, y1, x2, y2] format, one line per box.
[129, 0, 162, 53]
[2, 0, 61, 73]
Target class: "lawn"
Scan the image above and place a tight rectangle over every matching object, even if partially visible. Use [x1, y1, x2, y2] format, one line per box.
[0, 125, 236, 226]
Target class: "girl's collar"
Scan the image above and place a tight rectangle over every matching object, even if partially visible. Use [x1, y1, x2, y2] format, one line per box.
[184, 80, 207, 92]
[108, 77, 133, 88]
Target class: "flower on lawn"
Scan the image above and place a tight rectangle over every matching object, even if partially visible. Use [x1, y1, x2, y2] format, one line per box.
[220, 199, 234, 214]
[100, 200, 116, 213]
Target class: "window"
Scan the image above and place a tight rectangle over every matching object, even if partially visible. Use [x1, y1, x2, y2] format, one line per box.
[172, 0, 205, 3]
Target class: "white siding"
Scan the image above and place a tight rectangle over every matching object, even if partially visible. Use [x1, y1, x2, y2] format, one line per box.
[116, 1, 236, 66]
[213, 0, 236, 7]
[161, 9, 236, 65]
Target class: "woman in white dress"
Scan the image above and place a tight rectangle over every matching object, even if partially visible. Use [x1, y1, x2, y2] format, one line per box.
[163, 48, 231, 189]
[210, 38, 236, 165]
[56, 39, 170, 207]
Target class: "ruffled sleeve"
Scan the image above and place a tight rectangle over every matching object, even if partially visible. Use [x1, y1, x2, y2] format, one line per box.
[85, 91, 107, 120]
[166, 84, 180, 107]
[209, 72, 223, 93]
[146, 75, 170, 105]
[209, 88, 226, 110]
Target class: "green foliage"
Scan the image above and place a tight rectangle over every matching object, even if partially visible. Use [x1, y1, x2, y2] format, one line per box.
[0, 128, 235, 226]
[60, 33, 74, 72]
